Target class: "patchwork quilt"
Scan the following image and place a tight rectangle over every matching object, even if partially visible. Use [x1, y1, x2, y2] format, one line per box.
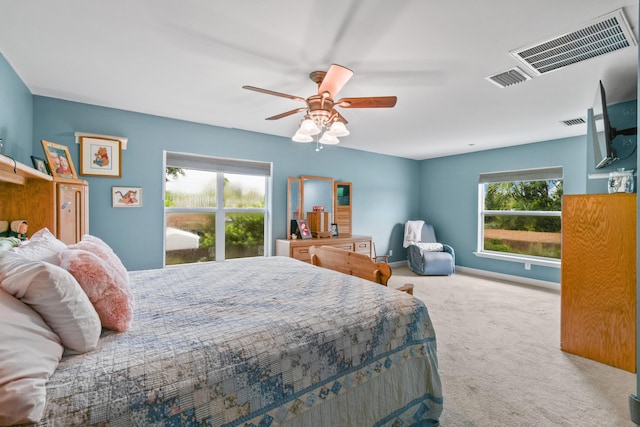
[34, 256, 442, 426]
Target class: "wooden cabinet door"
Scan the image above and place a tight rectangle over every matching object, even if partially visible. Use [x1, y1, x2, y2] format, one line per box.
[56, 182, 88, 244]
[561, 193, 636, 372]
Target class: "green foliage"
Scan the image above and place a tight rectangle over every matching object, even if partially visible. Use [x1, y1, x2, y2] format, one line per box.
[484, 180, 562, 233]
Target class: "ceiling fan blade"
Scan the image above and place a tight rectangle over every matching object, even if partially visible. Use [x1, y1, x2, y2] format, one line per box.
[242, 85, 306, 103]
[336, 96, 397, 108]
[317, 64, 353, 98]
[265, 108, 307, 120]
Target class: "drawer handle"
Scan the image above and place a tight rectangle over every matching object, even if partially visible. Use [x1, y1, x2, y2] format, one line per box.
[299, 249, 309, 254]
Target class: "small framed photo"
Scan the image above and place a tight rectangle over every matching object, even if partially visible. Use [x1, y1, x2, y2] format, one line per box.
[31, 155, 51, 175]
[41, 140, 77, 179]
[79, 136, 122, 177]
[330, 223, 339, 237]
[296, 219, 312, 239]
[112, 186, 142, 208]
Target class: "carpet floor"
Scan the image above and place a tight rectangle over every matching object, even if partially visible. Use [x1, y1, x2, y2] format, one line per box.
[387, 266, 635, 426]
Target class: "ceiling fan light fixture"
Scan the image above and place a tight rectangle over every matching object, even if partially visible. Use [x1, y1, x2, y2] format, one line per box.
[319, 132, 339, 145]
[327, 121, 350, 137]
[292, 132, 313, 143]
[298, 116, 321, 135]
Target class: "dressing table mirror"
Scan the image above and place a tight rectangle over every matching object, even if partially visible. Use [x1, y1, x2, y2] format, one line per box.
[286, 175, 334, 238]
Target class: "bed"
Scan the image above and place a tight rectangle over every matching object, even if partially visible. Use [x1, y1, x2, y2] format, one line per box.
[1, 237, 442, 426]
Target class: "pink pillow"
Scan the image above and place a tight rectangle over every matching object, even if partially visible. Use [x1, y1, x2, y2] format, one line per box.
[58, 249, 133, 332]
[67, 234, 128, 286]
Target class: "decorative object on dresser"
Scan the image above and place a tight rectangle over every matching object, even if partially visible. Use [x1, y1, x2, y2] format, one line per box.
[295, 218, 312, 239]
[41, 140, 77, 179]
[561, 193, 636, 373]
[30, 156, 51, 175]
[79, 136, 122, 178]
[0, 153, 88, 244]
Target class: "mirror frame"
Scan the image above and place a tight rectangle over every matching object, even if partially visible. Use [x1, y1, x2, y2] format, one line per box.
[287, 175, 334, 239]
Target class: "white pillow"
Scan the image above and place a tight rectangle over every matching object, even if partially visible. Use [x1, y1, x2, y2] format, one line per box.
[0, 251, 101, 354]
[10, 228, 67, 265]
[415, 242, 444, 252]
[0, 289, 63, 426]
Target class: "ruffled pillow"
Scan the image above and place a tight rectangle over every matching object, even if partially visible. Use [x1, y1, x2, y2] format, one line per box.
[415, 242, 444, 252]
[0, 251, 101, 354]
[0, 289, 63, 425]
[10, 227, 67, 265]
[59, 248, 133, 331]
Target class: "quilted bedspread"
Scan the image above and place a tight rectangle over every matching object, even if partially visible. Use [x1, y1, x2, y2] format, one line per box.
[34, 256, 442, 426]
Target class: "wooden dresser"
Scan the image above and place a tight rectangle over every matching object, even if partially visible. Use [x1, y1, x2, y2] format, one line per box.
[276, 235, 372, 263]
[0, 155, 88, 244]
[560, 193, 636, 372]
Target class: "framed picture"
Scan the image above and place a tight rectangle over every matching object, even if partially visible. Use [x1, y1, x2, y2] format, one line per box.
[330, 223, 339, 237]
[31, 155, 51, 175]
[112, 186, 142, 208]
[41, 140, 77, 179]
[79, 136, 122, 177]
[296, 219, 312, 239]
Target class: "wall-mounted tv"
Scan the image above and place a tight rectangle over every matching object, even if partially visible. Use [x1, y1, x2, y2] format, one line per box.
[590, 80, 637, 169]
[591, 80, 616, 169]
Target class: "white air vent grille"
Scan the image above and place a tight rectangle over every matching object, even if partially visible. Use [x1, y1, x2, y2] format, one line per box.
[486, 67, 531, 88]
[561, 117, 586, 126]
[511, 8, 637, 76]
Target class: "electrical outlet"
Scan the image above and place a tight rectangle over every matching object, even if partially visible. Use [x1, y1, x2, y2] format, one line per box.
[389, 249, 393, 257]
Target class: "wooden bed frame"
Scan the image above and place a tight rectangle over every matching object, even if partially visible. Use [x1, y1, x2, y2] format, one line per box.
[309, 245, 413, 294]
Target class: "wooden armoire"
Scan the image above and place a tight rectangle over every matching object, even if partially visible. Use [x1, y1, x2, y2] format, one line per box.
[560, 193, 636, 372]
[0, 155, 88, 244]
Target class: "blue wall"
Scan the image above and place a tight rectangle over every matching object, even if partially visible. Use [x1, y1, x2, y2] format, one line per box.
[2, 52, 637, 284]
[30, 95, 419, 270]
[419, 136, 588, 283]
[0, 54, 33, 162]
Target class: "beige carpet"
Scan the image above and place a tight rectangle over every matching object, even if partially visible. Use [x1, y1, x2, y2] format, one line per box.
[387, 266, 636, 426]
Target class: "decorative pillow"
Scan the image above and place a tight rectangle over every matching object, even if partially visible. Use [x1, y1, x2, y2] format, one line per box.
[59, 248, 133, 332]
[0, 251, 101, 354]
[415, 242, 444, 252]
[68, 234, 128, 287]
[10, 227, 67, 265]
[0, 289, 63, 426]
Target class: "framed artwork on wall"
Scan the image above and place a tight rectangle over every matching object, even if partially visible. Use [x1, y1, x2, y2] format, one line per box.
[41, 140, 77, 179]
[31, 155, 51, 175]
[112, 186, 142, 207]
[79, 136, 122, 177]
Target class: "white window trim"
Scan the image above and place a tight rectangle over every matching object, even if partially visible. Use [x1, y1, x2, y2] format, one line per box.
[163, 150, 273, 265]
[475, 167, 562, 269]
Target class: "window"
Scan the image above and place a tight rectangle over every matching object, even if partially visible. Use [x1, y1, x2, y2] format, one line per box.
[164, 151, 272, 266]
[477, 167, 562, 267]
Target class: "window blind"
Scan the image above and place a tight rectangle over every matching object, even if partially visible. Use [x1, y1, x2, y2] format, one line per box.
[478, 166, 562, 183]
[165, 151, 272, 177]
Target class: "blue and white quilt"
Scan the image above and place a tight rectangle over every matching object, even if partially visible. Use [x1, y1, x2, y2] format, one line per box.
[35, 256, 442, 426]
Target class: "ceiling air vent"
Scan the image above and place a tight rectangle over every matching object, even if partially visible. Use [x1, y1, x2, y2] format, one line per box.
[511, 8, 637, 76]
[561, 117, 586, 126]
[486, 67, 531, 88]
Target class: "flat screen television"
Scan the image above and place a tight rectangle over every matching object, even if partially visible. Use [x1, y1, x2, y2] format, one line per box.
[591, 80, 616, 169]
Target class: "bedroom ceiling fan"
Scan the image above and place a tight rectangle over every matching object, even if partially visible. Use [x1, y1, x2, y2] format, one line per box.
[242, 64, 397, 145]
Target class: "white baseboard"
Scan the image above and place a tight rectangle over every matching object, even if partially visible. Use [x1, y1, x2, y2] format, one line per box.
[392, 260, 560, 292]
[455, 266, 560, 291]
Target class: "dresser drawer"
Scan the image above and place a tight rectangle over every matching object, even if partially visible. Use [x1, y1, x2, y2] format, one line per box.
[354, 240, 371, 255]
[329, 243, 355, 251]
[292, 246, 312, 262]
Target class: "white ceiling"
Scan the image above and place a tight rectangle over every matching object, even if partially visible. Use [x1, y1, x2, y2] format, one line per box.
[1, 0, 638, 160]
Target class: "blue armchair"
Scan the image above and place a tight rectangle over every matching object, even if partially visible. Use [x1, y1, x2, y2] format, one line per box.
[406, 223, 455, 276]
